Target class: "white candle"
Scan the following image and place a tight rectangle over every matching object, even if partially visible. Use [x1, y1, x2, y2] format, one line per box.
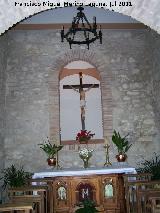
[104, 136, 110, 145]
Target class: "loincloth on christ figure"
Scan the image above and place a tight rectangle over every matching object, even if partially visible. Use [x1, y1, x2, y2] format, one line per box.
[80, 100, 86, 107]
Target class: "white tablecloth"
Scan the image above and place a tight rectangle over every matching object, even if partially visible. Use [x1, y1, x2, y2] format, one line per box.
[33, 166, 136, 179]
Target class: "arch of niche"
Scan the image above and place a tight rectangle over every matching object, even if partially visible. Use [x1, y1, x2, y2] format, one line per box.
[0, 0, 160, 35]
[48, 49, 113, 142]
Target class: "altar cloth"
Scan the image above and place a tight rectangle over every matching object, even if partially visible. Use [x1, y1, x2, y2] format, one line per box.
[33, 166, 136, 179]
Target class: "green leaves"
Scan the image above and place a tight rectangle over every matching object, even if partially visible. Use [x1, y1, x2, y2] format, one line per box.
[0, 165, 32, 189]
[112, 130, 132, 154]
[137, 153, 160, 180]
[75, 199, 99, 213]
[38, 138, 63, 158]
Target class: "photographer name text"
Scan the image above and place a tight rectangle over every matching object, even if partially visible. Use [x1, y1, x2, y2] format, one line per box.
[14, 1, 133, 9]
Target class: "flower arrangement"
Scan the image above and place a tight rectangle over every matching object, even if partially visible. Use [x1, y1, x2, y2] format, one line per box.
[76, 130, 95, 143]
[79, 148, 93, 159]
[38, 138, 63, 167]
[79, 148, 94, 168]
[38, 138, 63, 159]
[112, 130, 132, 162]
[112, 130, 132, 155]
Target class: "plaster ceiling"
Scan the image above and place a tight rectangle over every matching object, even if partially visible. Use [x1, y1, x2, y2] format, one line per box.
[0, 0, 160, 35]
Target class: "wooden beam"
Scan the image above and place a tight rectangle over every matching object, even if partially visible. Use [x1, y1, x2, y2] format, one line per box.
[12, 23, 147, 30]
[63, 84, 99, 89]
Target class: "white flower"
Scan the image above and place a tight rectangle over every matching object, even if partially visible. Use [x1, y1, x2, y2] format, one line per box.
[79, 148, 93, 159]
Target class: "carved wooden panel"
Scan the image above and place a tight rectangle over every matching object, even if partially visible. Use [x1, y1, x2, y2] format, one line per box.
[101, 175, 118, 208]
[52, 174, 125, 213]
[71, 176, 100, 207]
[76, 182, 94, 202]
[52, 177, 71, 212]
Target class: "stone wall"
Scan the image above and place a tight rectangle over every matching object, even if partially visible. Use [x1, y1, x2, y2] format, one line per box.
[0, 34, 7, 170]
[96, 29, 160, 166]
[0, 34, 7, 199]
[1, 28, 160, 172]
[150, 31, 160, 132]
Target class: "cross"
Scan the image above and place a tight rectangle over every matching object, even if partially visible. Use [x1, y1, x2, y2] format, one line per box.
[63, 72, 99, 130]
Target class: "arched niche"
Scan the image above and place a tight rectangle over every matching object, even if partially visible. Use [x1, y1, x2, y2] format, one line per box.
[48, 49, 113, 144]
[59, 60, 103, 142]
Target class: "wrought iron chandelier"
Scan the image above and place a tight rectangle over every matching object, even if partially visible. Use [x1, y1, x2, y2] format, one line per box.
[61, 7, 102, 49]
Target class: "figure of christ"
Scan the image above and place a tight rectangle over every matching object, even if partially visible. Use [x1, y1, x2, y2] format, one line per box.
[63, 72, 99, 130]
[69, 84, 95, 124]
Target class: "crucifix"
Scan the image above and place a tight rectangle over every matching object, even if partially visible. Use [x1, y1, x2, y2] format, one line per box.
[63, 72, 99, 130]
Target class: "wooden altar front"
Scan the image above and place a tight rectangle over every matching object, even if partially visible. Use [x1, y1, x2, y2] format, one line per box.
[33, 167, 136, 213]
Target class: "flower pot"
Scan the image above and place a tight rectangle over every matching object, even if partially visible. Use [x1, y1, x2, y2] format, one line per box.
[116, 154, 127, 162]
[79, 140, 88, 144]
[47, 157, 57, 166]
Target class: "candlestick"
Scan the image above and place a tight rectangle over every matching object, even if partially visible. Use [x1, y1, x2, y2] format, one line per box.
[104, 144, 112, 167]
[104, 136, 110, 145]
[56, 152, 62, 170]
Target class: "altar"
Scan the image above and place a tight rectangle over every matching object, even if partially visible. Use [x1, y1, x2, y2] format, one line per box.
[33, 166, 136, 213]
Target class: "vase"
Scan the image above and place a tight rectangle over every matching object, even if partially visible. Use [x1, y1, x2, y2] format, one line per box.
[79, 148, 93, 169]
[116, 153, 127, 162]
[82, 157, 90, 169]
[47, 157, 57, 166]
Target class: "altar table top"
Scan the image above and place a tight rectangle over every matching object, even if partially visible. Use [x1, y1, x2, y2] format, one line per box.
[33, 166, 136, 179]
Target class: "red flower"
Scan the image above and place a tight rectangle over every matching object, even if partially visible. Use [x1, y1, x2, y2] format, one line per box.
[76, 130, 95, 143]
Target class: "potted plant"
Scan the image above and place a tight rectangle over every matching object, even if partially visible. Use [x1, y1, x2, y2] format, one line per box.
[76, 130, 95, 144]
[39, 138, 63, 166]
[75, 199, 99, 213]
[137, 153, 160, 180]
[112, 130, 132, 162]
[0, 164, 32, 189]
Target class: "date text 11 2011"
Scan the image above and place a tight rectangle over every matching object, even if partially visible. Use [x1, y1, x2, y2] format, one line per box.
[110, 1, 133, 7]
